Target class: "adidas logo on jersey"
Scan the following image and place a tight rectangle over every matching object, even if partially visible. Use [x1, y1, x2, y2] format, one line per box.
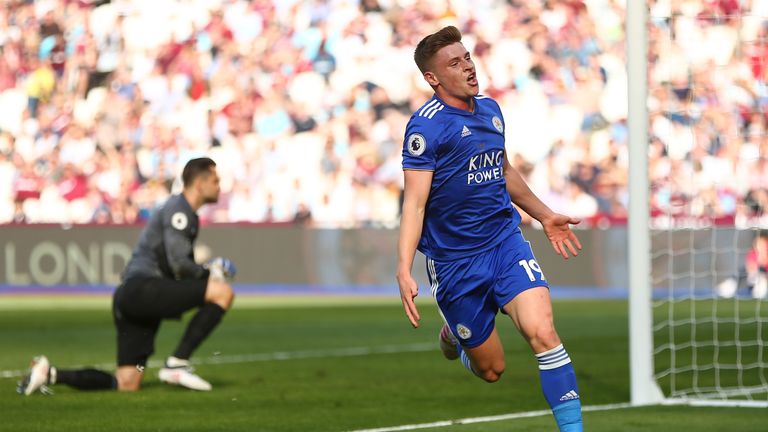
[559, 390, 579, 401]
[461, 125, 471, 137]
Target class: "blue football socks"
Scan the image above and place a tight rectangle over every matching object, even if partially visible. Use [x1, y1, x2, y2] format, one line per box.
[536, 344, 583, 432]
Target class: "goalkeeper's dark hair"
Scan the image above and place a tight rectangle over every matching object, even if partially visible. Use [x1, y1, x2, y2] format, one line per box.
[182, 157, 217, 188]
[414, 26, 462, 74]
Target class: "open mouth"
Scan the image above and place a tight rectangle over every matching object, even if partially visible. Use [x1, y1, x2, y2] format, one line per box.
[467, 72, 477, 86]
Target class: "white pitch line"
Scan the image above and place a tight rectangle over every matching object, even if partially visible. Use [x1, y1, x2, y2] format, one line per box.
[0, 342, 435, 379]
[346, 402, 635, 432]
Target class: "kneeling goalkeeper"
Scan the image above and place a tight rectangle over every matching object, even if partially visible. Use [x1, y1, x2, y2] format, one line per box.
[19, 157, 236, 393]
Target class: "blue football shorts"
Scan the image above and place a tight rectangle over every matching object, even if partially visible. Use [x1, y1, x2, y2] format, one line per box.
[425, 228, 549, 348]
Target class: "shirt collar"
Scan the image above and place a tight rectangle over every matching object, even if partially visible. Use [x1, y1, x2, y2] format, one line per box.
[432, 94, 478, 116]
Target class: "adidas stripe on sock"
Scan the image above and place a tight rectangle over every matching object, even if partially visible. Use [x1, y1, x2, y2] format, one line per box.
[536, 344, 571, 370]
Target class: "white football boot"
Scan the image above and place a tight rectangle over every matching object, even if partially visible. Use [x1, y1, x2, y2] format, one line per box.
[17, 355, 52, 396]
[439, 324, 460, 360]
[158, 357, 212, 391]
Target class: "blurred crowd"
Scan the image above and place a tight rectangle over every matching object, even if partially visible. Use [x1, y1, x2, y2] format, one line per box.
[0, 0, 765, 227]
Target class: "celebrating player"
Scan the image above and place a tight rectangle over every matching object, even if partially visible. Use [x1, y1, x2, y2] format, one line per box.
[396, 26, 584, 431]
[19, 157, 236, 394]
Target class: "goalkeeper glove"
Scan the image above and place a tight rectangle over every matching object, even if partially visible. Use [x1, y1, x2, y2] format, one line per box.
[207, 257, 237, 281]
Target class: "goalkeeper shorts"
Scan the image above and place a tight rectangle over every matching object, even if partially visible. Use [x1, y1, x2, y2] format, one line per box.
[112, 277, 206, 367]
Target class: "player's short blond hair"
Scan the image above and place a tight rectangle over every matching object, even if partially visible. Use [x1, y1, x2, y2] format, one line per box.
[414, 26, 462, 74]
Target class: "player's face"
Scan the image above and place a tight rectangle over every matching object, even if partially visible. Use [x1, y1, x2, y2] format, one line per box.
[426, 42, 479, 101]
[199, 168, 221, 204]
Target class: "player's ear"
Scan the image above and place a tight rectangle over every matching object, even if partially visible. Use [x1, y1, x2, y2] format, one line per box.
[193, 175, 205, 191]
[423, 71, 439, 87]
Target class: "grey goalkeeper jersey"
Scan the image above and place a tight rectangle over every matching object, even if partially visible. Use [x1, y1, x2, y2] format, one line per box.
[121, 194, 209, 281]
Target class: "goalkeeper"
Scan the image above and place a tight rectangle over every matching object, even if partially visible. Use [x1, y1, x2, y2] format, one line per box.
[19, 157, 236, 394]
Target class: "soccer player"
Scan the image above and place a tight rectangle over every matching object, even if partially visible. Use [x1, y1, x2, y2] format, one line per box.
[18, 157, 237, 394]
[396, 26, 584, 431]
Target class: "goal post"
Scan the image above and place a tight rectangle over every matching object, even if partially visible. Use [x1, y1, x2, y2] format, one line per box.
[628, 1, 768, 408]
[627, 0, 664, 407]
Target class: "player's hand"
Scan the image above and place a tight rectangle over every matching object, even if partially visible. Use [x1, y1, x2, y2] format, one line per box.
[396, 271, 421, 328]
[541, 213, 582, 260]
[207, 256, 237, 281]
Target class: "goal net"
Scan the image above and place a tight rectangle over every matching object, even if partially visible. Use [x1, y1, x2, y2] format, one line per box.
[642, 0, 768, 406]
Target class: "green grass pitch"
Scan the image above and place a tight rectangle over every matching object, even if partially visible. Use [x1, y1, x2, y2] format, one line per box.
[0, 296, 766, 431]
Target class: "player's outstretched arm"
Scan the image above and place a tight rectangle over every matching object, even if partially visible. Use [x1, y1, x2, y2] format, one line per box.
[397, 169, 433, 328]
[502, 157, 582, 259]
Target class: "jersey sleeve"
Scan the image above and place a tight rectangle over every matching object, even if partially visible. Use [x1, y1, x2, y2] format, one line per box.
[161, 207, 209, 280]
[402, 117, 441, 171]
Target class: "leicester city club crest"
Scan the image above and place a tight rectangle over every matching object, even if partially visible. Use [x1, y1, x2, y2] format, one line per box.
[492, 116, 503, 133]
[407, 133, 426, 156]
[456, 324, 472, 340]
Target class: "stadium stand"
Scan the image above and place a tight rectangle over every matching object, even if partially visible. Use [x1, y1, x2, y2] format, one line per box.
[0, 0, 764, 227]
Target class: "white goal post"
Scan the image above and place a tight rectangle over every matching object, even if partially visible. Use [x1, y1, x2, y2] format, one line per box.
[628, 0, 768, 408]
[627, 0, 665, 407]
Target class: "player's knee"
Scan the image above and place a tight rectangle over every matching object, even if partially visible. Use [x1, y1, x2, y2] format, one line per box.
[479, 366, 504, 383]
[205, 279, 234, 310]
[477, 361, 505, 383]
[118, 380, 141, 392]
[530, 324, 561, 352]
[116, 369, 141, 391]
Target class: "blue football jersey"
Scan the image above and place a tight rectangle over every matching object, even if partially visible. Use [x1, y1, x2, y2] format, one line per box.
[402, 95, 521, 261]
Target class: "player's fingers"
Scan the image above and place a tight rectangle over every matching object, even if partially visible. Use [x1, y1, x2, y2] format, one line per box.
[401, 298, 415, 324]
[408, 282, 420, 321]
[564, 238, 579, 257]
[409, 293, 421, 324]
[568, 217, 582, 226]
[410, 302, 421, 326]
[402, 296, 420, 328]
[570, 232, 583, 250]
[551, 240, 566, 259]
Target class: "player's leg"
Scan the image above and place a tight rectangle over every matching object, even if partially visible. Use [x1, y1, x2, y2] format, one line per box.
[153, 277, 233, 391]
[114, 366, 143, 391]
[116, 279, 212, 392]
[17, 281, 157, 395]
[429, 254, 505, 383]
[112, 310, 159, 391]
[494, 231, 582, 432]
[17, 355, 118, 395]
[112, 278, 168, 391]
[171, 277, 234, 361]
[112, 315, 153, 392]
[502, 287, 582, 432]
[461, 328, 506, 383]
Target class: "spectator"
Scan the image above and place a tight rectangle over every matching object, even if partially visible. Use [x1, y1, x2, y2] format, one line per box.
[25, 56, 55, 119]
[11, 161, 43, 223]
[0, 0, 764, 228]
